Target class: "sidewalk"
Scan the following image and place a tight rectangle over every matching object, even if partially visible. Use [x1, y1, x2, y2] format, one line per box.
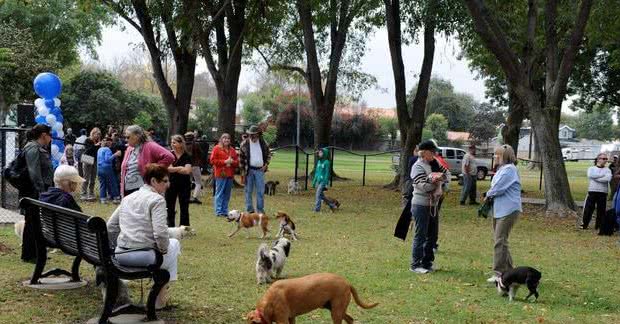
[521, 197, 589, 208]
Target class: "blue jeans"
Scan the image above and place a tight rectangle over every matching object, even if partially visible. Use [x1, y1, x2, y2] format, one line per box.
[314, 183, 335, 211]
[214, 177, 233, 216]
[245, 168, 265, 213]
[460, 174, 477, 203]
[97, 166, 120, 200]
[411, 204, 438, 269]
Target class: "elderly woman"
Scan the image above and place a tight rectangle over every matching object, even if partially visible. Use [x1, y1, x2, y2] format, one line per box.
[39, 165, 84, 212]
[81, 127, 101, 201]
[209, 133, 239, 217]
[107, 164, 181, 309]
[120, 125, 174, 197]
[582, 153, 612, 230]
[166, 135, 193, 227]
[485, 145, 522, 283]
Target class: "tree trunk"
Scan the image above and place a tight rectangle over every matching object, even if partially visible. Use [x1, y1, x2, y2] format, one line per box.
[216, 88, 238, 138]
[313, 105, 334, 148]
[0, 92, 7, 125]
[501, 87, 524, 156]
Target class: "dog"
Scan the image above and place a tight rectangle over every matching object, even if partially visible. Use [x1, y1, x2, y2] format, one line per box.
[275, 211, 298, 240]
[227, 210, 270, 238]
[167, 226, 196, 240]
[496, 266, 542, 302]
[265, 181, 280, 196]
[287, 179, 301, 194]
[246, 273, 378, 324]
[14, 220, 25, 243]
[323, 195, 341, 211]
[95, 266, 133, 311]
[256, 238, 291, 284]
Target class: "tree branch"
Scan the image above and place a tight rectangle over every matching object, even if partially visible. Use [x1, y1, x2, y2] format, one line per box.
[544, 0, 558, 93]
[102, 0, 143, 34]
[160, 0, 180, 62]
[524, 0, 537, 76]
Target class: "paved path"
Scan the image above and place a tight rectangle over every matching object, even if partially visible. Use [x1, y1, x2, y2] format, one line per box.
[521, 197, 589, 208]
[0, 208, 23, 224]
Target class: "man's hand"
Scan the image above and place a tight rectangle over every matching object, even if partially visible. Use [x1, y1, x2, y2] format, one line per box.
[261, 165, 268, 172]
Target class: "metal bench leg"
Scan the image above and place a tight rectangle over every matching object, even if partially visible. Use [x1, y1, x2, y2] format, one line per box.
[71, 256, 82, 282]
[29, 244, 48, 285]
[146, 269, 170, 321]
[99, 274, 119, 324]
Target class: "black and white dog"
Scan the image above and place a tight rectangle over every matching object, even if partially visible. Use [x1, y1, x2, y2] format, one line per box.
[265, 181, 280, 196]
[256, 238, 291, 284]
[496, 266, 542, 302]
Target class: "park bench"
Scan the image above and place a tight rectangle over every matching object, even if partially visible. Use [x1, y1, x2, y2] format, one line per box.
[20, 198, 170, 323]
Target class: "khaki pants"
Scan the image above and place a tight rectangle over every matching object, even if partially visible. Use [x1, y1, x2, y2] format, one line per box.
[492, 211, 519, 275]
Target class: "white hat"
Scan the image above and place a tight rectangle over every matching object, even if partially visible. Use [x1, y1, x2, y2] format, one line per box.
[54, 165, 85, 184]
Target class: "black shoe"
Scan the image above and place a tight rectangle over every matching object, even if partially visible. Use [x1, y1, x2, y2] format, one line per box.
[469, 202, 480, 206]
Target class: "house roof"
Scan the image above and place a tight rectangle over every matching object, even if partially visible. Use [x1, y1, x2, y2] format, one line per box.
[559, 124, 576, 132]
[447, 131, 470, 142]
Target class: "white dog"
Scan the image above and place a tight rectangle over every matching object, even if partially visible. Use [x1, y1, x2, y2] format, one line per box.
[14, 220, 25, 244]
[287, 179, 301, 195]
[256, 238, 291, 284]
[167, 226, 195, 240]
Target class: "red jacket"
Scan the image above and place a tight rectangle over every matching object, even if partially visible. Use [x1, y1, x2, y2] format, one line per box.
[209, 144, 239, 178]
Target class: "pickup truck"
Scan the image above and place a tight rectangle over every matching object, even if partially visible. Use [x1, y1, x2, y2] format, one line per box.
[437, 147, 492, 180]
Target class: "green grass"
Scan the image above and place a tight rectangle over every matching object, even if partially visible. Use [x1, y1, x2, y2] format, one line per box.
[0, 153, 617, 323]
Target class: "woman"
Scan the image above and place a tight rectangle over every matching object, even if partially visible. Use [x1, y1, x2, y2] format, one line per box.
[120, 125, 174, 197]
[409, 140, 449, 274]
[209, 133, 239, 217]
[97, 136, 122, 204]
[484, 145, 522, 283]
[107, 164, 181, 309]
[81, 127, 101, 201]
[40, 165, 84, 212]
[184, 132, 205, 204]
[312, 147, 337, 212]
[582, 153, 612, 230]
[60, 145, 75, 166]
[166, 135, 192, 227]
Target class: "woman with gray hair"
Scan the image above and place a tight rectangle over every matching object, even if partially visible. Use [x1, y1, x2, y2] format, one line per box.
[582, 152, 612, 230]
[484, 145, 522, 283]
[120, 125, 174, 197]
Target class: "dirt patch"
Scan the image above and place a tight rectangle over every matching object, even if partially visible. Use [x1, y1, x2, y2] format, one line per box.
[0, 242, 13, 254]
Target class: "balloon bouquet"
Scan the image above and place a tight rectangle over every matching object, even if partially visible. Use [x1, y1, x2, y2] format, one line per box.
[33, 72, 65, 168]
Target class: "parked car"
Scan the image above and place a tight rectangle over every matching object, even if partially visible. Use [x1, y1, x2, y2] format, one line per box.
[438, 147, 492, 180]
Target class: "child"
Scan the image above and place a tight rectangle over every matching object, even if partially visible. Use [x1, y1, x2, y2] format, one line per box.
[312, 147, 338, 212]
[97, 136, 121, 204]
[60, 145, 75, 166]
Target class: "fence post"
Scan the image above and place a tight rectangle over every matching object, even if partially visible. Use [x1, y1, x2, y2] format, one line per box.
[539, 162, 543, 191]
[294, 145, 299, 183]
[305, 153, 309, 190]
[1, 129, 6, 209]
[362, 155, 367, 186]
[330, 147, 334, 187]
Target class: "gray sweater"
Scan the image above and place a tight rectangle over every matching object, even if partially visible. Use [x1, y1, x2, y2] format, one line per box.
[107, 185, 170, 253]
[587, 166, 612, 193]
[410, 159, 451, 206]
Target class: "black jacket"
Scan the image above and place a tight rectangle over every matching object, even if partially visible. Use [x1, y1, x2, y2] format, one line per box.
[39, 187, 82, 212]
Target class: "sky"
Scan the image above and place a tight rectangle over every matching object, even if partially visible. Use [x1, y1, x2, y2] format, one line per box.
[88, 22, 487, 109]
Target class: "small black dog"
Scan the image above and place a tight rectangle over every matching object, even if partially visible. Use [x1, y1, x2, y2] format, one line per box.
[265, 181, 280, 196]
[496, 266, 542, 302]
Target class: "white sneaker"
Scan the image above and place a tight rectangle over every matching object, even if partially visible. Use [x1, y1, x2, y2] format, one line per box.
[410, 267, 430, 274]
[486, 275, 499, 283]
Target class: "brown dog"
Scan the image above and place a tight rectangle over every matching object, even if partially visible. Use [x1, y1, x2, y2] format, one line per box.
[227, 210, 270, 238]
[275, 211, 298, 241]
[246, 273, 378, 324]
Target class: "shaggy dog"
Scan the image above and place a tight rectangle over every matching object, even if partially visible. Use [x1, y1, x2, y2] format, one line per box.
[167, 226, 195, 240]
[264, 181, 280, 196]
[275, 211, 298, 240]
[227, 210, 270, 238]
[246, 273, 378, 324]
[496, 266, 542, 302]
[287, 179, 301, 195]
[256, 238, 291, 284]
[14, 220, 25, 244]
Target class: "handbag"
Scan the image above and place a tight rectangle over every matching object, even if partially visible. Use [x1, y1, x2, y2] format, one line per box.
[478, 197, 493, 218]
[81, 154, 95, 165]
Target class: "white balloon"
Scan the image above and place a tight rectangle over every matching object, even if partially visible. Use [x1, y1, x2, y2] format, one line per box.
[34, 98, 45, 109]
[45, 114, 57, 125]
[37, 106, 49, 117]
[53, 98, 61, 107]
[57, 130, 64, 138]
[51, 144, 59, 156]
[52, 122, 63, 131]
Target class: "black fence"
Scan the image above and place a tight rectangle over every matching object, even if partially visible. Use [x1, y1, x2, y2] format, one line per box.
[1, 127, 29, 211]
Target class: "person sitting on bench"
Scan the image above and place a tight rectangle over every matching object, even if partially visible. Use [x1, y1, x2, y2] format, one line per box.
[107, 163, 181, 309]
[39, 165, 84, 212]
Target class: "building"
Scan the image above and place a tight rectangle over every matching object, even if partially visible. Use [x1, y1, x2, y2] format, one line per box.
[558, 125, 576, 140]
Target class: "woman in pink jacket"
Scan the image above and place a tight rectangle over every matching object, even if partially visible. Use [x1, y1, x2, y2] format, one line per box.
[121, 125, 175, 197]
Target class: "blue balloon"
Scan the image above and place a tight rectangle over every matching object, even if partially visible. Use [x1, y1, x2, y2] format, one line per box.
[52, 130, 58, 138]
[33, 73, 62, 99]
[44, 98, 55, 108]
[50, 107, 61, 115]
[56, 114, 64, 123]
[35, 115, 46, 124]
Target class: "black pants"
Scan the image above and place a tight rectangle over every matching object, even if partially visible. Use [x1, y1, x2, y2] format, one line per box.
[166, 183, 191, 227]
[583, 191, 607, 229]
[19, 190, 39, 262]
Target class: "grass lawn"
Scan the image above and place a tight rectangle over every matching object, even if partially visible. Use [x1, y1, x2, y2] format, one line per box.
[0, 152, 617, 323]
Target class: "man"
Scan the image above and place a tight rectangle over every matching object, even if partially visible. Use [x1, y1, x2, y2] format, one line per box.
[65, 128, 76, 145]
[239, 125, 271, 213]
[460, 144, 479, 205]
[73, 129, 88, 177]
[185, 132, 205, 204]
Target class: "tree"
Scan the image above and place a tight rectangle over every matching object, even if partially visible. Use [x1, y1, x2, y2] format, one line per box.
[102, 0, 197, 136]
[424, 113, 448, 145]
[572, 106, 614, 141]
[463, 0, 594, 215]
[469, 102, 505, 145]
[378, 116, 398, 147]
[241, 93, 267, 125]
[188, 97, 218, 135]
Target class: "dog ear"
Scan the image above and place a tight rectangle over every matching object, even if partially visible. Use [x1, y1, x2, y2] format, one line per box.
[283, 242, 291, 257]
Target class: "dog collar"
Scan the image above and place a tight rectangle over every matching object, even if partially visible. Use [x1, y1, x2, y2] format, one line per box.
[255, 309, 268, 324]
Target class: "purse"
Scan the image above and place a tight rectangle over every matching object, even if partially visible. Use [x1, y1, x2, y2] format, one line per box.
[478, 197, 493, 218]
[81, 154, 95, 165]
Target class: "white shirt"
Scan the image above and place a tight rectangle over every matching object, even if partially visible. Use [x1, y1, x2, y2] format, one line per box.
[249, 140, 264, 167]
[462, 153, 478, 176]
[587, 166, 612, 193]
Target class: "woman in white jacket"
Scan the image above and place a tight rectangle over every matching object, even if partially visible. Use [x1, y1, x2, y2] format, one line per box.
[582, 153, 612, 229]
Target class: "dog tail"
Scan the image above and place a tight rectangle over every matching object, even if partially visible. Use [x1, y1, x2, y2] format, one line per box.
[257, 243, 270, 259]
[350, 286, 378, 309]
